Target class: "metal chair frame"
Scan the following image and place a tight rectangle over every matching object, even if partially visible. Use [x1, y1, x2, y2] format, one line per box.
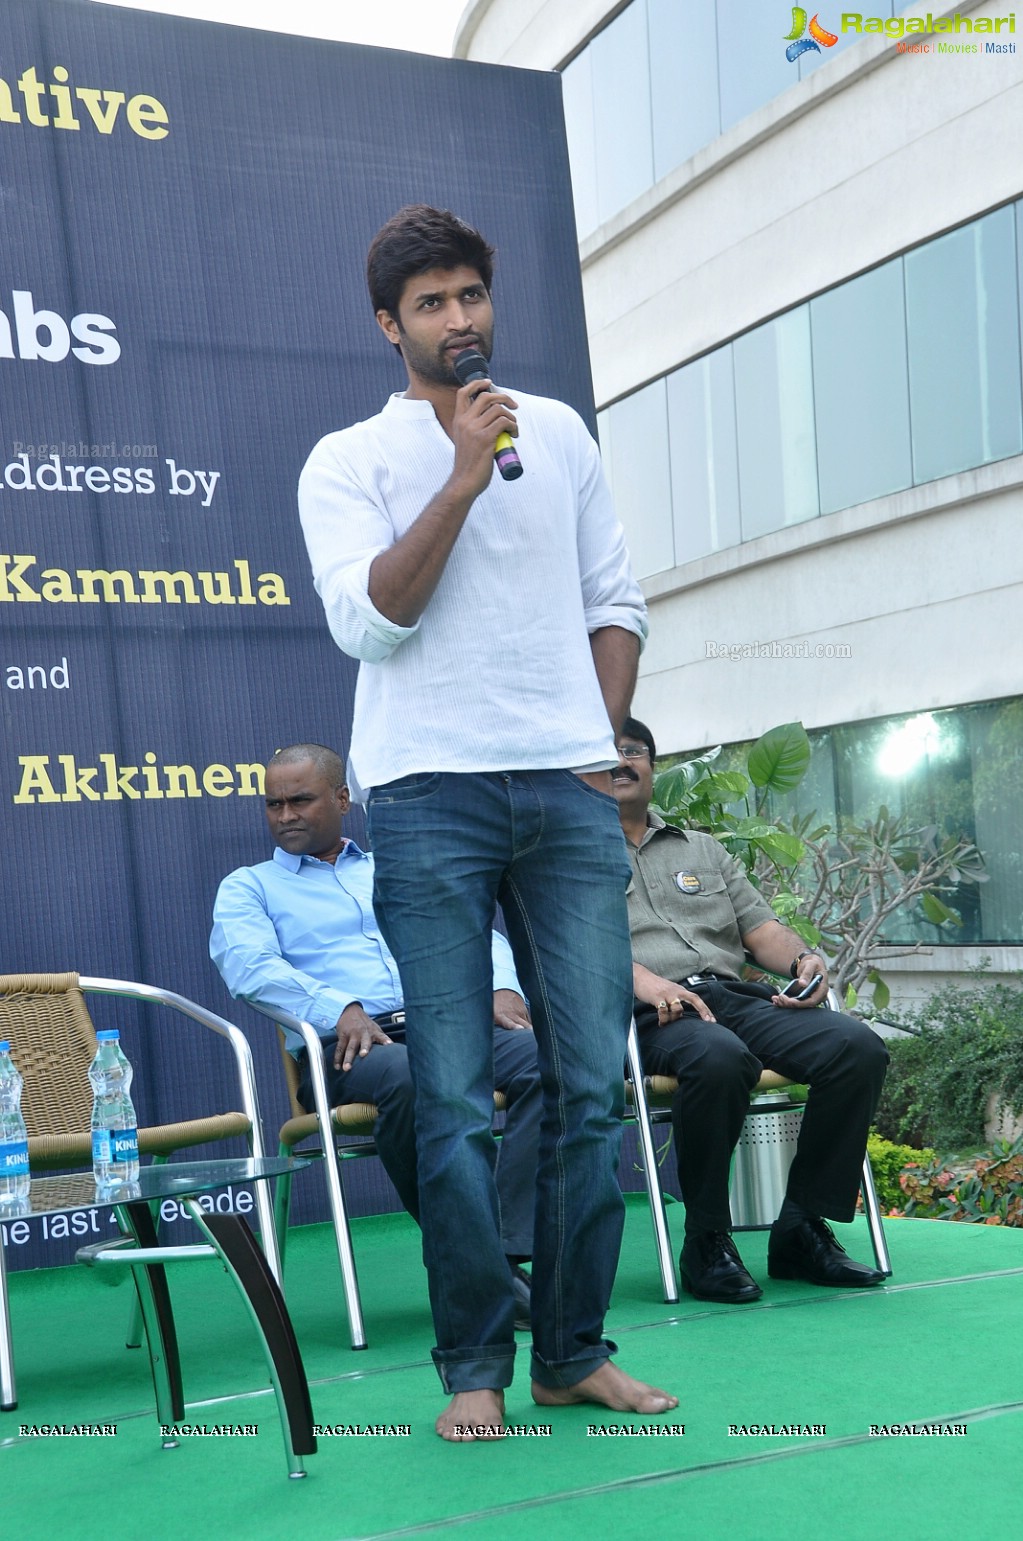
[250, 1004, 374, 1350]
[0, 974, 280, 1415]
[252, 1002, 510, 1352]
[625, 993, 893, 1305]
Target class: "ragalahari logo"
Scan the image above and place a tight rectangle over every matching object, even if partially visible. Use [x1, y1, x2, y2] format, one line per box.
[784, 8, 839, 61]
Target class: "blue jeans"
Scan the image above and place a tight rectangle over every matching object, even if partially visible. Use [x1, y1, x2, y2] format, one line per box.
[295, 1026, 542, 1254]
[367, 769, 633, 1393]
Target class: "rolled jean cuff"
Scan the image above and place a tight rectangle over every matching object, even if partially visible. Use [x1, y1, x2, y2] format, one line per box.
[432, 1341, 517, 1394]
[529, 1338, 618, 1391]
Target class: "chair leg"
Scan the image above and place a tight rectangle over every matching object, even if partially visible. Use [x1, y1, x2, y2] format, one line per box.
[626, 1020, 680, 1304]
[298, 1028, 368, 1349]
[274, 1141, 294, 1271]
[125, 1152, 171, 1349]
[860, 1152, 893, 1276]
[183, 1202, 314, 1479]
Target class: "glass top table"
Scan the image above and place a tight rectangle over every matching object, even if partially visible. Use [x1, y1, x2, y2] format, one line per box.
[0, 1156, 316, 1477]
[0, 1156, 311, 1221]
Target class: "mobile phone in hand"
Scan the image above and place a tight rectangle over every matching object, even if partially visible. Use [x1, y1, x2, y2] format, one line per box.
[781, 973, 824, 1001]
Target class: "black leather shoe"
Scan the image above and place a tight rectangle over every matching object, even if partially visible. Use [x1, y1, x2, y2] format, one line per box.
[768, 1217, 886, 1287]
[510, 1264, 532, 1331]
[679, 1231, 763, 1304]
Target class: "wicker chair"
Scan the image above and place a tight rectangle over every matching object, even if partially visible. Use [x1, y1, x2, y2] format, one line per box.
[0, 972, 280, 1411]
[624, 993, 892, 1304]
[0, 972, 262, 1167]
[0, 972, 279, 1280]
[1, 974, 252, 1168]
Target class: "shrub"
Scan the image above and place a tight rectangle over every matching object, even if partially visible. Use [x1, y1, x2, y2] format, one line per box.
[874, 978, 1023, 1150]
[898, 1137, 1023, 1225]
[866, 1132, 934, 1211]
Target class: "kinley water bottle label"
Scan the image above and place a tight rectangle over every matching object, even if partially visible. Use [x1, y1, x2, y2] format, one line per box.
[111, 1128, 138, 1162]
[1, 1141, 29, 1174]
[92, 1129, 113, 1164]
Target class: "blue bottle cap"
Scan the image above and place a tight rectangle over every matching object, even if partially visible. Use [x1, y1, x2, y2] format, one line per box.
[96, 1030, 120, 1042]
[0, 1040, 10, 1052]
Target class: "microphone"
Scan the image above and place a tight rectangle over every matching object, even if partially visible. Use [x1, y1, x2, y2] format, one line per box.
[452, 348, 523, 481]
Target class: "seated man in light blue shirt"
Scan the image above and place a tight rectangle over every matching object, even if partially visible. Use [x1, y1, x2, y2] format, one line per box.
[210, 742, 541, 1324]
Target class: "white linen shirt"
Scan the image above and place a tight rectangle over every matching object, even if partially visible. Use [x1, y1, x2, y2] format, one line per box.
[298, 389, 648, 798]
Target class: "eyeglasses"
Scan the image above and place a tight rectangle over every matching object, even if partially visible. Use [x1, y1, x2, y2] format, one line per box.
[617, 744, 650, 760]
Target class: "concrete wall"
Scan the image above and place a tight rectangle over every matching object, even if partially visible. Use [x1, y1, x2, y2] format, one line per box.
[460, 0, 1023, 761]
[635, 457, 1023, 749]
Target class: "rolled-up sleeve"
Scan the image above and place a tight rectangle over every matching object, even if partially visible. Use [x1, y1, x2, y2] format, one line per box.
[298, 438, 419, 664]
[575, 429, 648, 648]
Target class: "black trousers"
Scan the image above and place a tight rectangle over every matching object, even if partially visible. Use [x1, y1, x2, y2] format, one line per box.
[636, 979, 889, 1233]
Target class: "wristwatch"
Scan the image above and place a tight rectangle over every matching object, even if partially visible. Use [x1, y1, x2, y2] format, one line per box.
[790, 950, 822, 979]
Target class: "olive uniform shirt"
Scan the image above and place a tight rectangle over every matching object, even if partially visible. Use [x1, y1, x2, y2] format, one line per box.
[626, 814, 776, 981]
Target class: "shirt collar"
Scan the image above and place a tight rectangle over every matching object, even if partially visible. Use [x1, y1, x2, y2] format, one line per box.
[638, 811, 689, 850]
[382, 392, 443, 419]
[272, 837, 366, 873]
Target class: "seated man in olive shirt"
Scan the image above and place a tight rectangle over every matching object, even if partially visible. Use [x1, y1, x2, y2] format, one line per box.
[613, 717, 889, 1302]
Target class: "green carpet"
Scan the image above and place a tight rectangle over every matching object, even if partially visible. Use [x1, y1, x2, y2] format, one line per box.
[4, 1199, 1023, 1541]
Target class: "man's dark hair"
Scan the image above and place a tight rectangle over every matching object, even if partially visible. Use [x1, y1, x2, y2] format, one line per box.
[621, 717, 656, 762]
[366, 204, 495, 318]
[268, 743, 346, 790]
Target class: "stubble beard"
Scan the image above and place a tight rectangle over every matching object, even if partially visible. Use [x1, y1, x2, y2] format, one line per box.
[398, 325, 495, 390]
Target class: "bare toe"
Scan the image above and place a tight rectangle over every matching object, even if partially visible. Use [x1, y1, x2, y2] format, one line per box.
[435, 1389, 506, 1442]
[532, 1360, 678, 1414]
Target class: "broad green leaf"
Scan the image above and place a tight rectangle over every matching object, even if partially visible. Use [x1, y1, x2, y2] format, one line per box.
[789, 916, 822, 946]
[731, 818, 776, 838]
[920, 891, 962, 927]
[867, 969, 890, 1013]
[844, 983, 858, 1009]
[747, 722, 810, 791]
[756, 830, 806, 864]
[651, 766, 698, 814]
[701, 771, 750, 798]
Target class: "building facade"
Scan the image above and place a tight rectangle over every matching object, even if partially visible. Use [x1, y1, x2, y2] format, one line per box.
[457, 0, 1023, 999]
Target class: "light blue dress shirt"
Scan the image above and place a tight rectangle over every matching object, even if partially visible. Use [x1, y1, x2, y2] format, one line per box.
[210, 840, 522, 1055]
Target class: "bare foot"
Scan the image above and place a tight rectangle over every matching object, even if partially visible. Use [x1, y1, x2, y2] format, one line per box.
[532, 1360, 678, 1415]
[435, 1388, 507, 1442]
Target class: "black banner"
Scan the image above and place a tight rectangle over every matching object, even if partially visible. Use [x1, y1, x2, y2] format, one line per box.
[1, 0, 592, 1265]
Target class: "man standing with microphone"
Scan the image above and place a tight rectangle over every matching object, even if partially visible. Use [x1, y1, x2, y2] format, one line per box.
[298, 205, 675, 1440]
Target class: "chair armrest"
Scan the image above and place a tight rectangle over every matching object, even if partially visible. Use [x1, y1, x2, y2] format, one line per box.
[77, 978, 266, 1156]
[77, 977, 281, 1282]
[244, 1001, 335, 1143]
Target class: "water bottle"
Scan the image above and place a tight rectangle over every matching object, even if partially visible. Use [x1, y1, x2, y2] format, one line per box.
[89, 1030, 140, 1184]
[0, 1040, 31, 1200]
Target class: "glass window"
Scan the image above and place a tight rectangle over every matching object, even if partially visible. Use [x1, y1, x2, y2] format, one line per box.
[810, 259, 913, 514]
[733, 307, 819, 539]
[967, 699, 1023, 944]
[841, 709, 983, 944]
[1018, 202, 1023, 369]
[561, 49, 598, 240]
[604, 378, 674, 580]
[717, 0, 796, 133]
[906, 204, 1023, 483]
[648, 0, 720, 182]
[755, 699, 1023, 946]
[666, 348, 740, 563]
[590, 0, 654, 226]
